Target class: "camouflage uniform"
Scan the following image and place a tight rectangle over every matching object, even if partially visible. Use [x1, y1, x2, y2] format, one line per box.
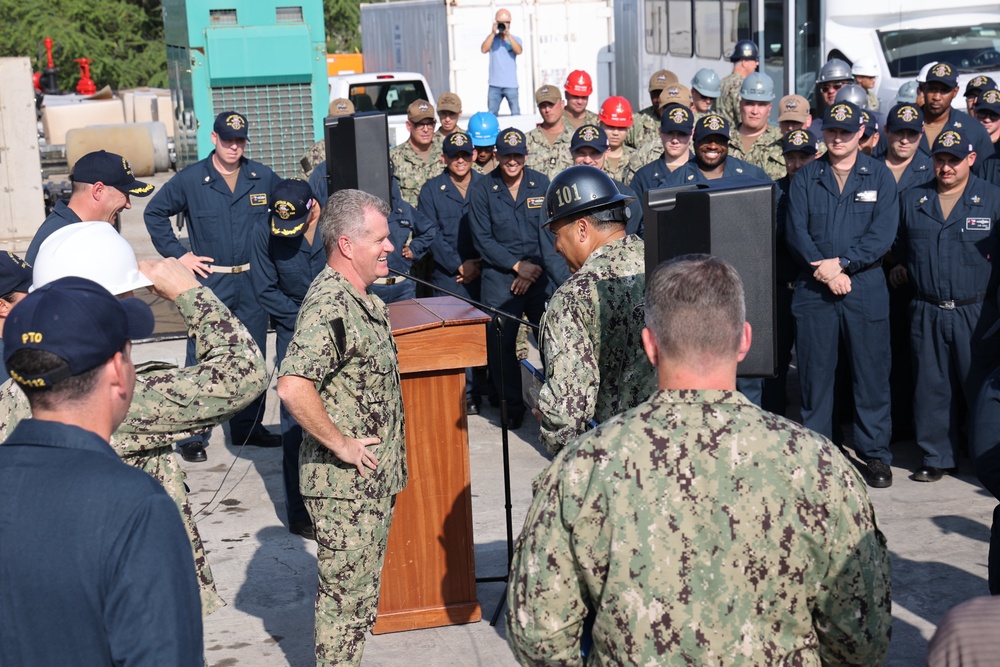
[866, 88, 880, 111]
[301, 139, 327, 179]
[717, 70, 745, 126]
[508, 389, 892, 665]
[729, 123, 787, 180]
[0, 286, 267, 616]
[537, 235, 655, 455]
[278, 266, 406, 667]
[525, 125, 574, 179]
[601, 144, 634, 182]
[626, 105, 659, 149]
[473, 155, 499, 175]
[622, 137, 664, 184]
[562, 108, 600, 131]
[390, 141, 440, 207]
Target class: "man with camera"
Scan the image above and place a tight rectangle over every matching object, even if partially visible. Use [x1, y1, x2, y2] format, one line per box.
[481, 8, 523, 116]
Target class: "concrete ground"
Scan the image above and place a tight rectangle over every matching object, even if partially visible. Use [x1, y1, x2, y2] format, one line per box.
[38, 171, 1000, 665]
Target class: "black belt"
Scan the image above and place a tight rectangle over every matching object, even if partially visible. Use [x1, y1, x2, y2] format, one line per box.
[918, 294, 986, 310]
[846, 259, 882, 276]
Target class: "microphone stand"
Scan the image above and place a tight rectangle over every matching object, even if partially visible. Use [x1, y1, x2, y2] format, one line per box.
[388, 267, 537, 626]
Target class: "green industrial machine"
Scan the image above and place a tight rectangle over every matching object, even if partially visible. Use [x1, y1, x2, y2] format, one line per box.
[163, 0, 327, 177]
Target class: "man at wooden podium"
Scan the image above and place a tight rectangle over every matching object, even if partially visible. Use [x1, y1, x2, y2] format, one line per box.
[277, 189, 407, 666]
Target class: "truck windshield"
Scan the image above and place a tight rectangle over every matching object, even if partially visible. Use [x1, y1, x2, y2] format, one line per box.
[348, 81, 430, 115]
[878, 23, 1000, 77]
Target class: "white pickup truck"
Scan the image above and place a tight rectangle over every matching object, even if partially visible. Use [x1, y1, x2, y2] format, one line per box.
[328, 71, 435, 147]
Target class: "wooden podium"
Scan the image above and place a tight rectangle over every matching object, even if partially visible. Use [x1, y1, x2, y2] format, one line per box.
[372, 296, 490, 634]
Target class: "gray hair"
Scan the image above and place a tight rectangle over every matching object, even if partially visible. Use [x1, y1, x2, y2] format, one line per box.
[319, 189, 391, 255]
[644, 254, 745, 363]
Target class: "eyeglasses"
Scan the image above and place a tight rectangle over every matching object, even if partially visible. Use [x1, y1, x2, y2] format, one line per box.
[820, 82, 847, 93]
[976, 110, 1000, 122]
[414, 120, 436, 128]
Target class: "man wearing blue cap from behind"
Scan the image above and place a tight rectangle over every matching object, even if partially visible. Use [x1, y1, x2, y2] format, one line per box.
[896, 129, 1000, 482]
[250, 178, 326, 540]
[0, 276, 202, 666]
[0, 251, 32, 384]
[145, 110, 282, 461]
[786, 101, 899, 488]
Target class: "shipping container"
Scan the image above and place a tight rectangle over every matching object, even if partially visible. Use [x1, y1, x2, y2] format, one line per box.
[360, 0, 616, 119]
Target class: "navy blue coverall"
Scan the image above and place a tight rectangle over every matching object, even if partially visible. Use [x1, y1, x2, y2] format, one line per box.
[249, 218, 327, 528]
[898, 175, 1000, 468]
[145, 152, 281, 444]
[418, 169, 484, 301]
[785, 151, 899, 463]
[469, 166, 551, 419]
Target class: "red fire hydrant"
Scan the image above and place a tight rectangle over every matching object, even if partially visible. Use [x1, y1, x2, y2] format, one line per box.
[75, 57, 96, 96]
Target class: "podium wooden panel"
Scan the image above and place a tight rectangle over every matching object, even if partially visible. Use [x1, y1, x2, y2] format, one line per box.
[373, 296, 489, 634]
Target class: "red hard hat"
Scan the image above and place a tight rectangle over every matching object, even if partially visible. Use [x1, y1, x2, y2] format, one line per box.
[598, 96, 633, 127]
[565, 70, 593, 96]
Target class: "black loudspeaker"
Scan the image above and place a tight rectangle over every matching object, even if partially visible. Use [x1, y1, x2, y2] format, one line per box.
[644, 177, 776, 377]
[324, 111, 392, 204]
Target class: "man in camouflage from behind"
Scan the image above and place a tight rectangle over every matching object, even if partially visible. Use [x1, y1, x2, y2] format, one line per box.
[300, 98, 356, 179]
[508, 255, 891, 665]
[533, 165, 654, 454]
[277, 189, 406, 666]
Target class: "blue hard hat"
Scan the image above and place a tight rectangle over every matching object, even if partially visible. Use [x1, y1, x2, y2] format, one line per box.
[729, 39, 759, 62]
[468, 111, 500, 147]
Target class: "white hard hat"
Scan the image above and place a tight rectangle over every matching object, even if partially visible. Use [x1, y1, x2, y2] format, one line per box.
[851, 59, 878, 77]
[917, 61, 938, 84]
[31, 221, 153, 296]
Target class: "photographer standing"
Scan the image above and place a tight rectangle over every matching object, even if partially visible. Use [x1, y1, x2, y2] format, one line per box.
[481, 8, 522, 116]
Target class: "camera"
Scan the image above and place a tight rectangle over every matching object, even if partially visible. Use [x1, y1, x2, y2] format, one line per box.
[497, 22, 506, 33]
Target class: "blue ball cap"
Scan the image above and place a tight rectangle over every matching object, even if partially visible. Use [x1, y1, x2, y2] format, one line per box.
[976, 89, 1000, 115]
[781, 129, 818, 156]
[931, 129, 974, 159]
[660, 103, 694, 134]
[693, 114, 731, 142]
[885, 103, 924, 133]
[496, 127, 528, 156]
[214, 111, 251, 141]
[823, 102, 862, 133]
[270, 179, 315, 237]
[71, 150, 154, 197]
[0, 251, 32, 296]
[925, 62, 959, 89]
[443, 131, 475, 157]
[570, 125, 608, 153]
[3, 276, 154, 388]
[861, 109, 879, 138]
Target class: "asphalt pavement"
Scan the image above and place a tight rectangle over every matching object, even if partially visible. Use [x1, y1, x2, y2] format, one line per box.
[57, 172, 1000, 665]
